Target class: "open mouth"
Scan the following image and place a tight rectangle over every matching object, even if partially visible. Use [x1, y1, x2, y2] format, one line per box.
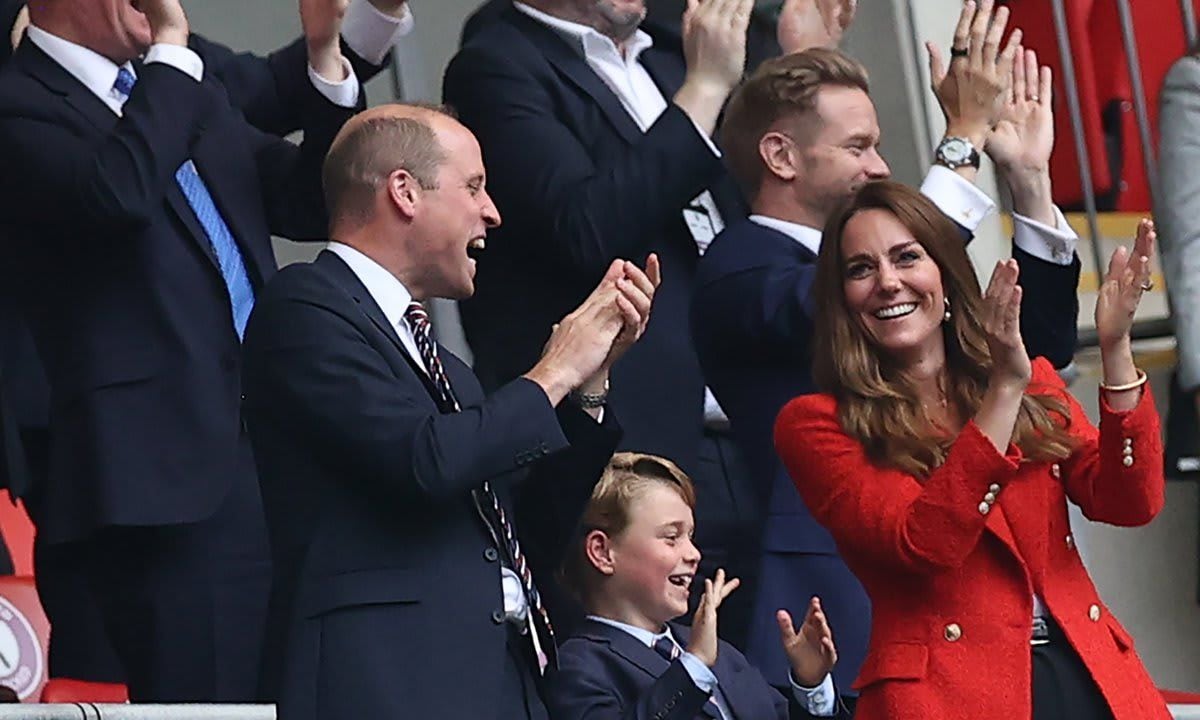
[667, 573, 693, 589]
[874, 302, 917, 320]
[467, 236, 485, 260]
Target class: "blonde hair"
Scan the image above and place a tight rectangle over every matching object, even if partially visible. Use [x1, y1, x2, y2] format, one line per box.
[721, 48, 871, 197]
[813, 181, 1076, 476]
[561, 452, 695, 601]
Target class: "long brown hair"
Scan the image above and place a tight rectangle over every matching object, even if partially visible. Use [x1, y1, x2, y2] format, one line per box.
[812, 181, 1075, 476]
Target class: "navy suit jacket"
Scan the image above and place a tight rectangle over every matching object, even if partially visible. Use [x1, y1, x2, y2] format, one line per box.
[690, 218, 1082, 686]
[0, 39, 358, 542]
[444, 6, 746, 476]
[243, 251, 622, 720]
[548, 618, 850, 720]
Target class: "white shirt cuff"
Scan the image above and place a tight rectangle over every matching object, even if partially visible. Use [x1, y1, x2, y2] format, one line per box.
[920, 165, 995, 233]
[679, 651, 718, 692]
[144, 43, 204, 82]
[688, 117, 722, 158]
[1012, 205, 1078, 265]
[342, 0, 413, 66]
[790, 672, 837, 717]
[308, 56, 361, 108]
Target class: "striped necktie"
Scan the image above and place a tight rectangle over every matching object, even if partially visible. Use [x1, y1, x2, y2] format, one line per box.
[404, 302, 556, 670]
[113, 67, 256, 339]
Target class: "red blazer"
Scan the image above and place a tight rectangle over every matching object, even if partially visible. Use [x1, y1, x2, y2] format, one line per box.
[774, 358, 1168, 720]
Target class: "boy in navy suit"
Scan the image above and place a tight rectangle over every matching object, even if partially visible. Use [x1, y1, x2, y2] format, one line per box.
[549, 452, 849, 720]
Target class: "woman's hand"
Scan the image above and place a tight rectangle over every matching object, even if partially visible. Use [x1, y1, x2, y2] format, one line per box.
[982, 259, 1031, 390]
[1096, 220, 1155, 352]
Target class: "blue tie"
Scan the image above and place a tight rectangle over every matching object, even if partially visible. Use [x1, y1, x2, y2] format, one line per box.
[113, 68, 256, 339]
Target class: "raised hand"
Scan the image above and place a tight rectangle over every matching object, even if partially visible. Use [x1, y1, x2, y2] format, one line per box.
[926, 0, 1021, 147]
[602, 254, 661, 373]
[982, 258, 1031, 389]
[134, 0, 189, 46]
[776, 0, 857, 54]
[777, 597, 838, 688]
[686, 568, 741, 668]
[987, 48, 1053, 174]
[300, 0, 351, 80]
[1096, 220, 1155, 352]
[675, 0, 755, 134]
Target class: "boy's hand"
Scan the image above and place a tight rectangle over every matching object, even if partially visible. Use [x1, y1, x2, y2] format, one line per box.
[686, 569, 740, 668]
[777, 597, 837, 687]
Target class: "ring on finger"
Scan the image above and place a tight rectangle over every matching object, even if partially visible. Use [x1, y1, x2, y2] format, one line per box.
[950, 46, 969, 58]
[1139, 280, 1155, 292]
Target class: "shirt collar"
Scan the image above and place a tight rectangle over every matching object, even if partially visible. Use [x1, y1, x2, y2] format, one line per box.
[587, 615, 676, 649]
[326, 242, 415, 333]
[748, 214, 823, 256]
[26, 24, 136, 107]
[512, 2, 654, 64]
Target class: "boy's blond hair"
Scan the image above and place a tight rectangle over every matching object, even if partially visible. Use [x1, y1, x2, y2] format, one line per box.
[562, 452, 696, 602]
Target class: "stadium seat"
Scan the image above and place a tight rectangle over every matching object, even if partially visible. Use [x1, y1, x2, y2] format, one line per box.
[39, 677, 128, 704]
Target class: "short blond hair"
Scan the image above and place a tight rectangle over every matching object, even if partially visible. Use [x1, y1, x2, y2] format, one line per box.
[561, 452, 696, 601]
[721, 48, 870, 197]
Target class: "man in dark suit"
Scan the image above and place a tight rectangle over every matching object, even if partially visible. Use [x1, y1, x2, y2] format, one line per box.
[243, 103, 656, 719]
[0, 0, 411, 687]
[0, 0, 409, 701]
[444, 0, 852, 650]
[692, 25, 1084, 697]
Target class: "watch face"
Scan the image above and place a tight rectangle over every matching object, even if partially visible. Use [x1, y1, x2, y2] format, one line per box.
[940, 138, 971, 163]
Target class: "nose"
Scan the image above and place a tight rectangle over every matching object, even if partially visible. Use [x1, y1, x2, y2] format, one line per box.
[683, 536, 701, 565]
[877, 261, 902, 293]
[480, 189, 501, 228]
[867, 148, 890, 180]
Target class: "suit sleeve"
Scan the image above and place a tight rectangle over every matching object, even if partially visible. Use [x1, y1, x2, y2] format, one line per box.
[1042, 360, 1166, 525]
[241, 292, 571, 506]
[443, 42, 725, 277]
[773, 396, 1023, 574]
[1158, 57, 1200, 390]
[693, 260, 817, 358]
[548, 651, 713, 720]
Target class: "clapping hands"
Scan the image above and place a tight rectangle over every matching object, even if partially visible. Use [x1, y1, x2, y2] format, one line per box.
[777, 597, 838, 688]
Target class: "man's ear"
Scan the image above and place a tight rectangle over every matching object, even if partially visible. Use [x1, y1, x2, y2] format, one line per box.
[584, 529, 617, 576]
[759, 130, 799, 182]
[387, 169, 421, 220]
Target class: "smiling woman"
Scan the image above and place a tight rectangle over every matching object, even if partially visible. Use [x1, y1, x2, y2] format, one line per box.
[773, 180, 1168, 720]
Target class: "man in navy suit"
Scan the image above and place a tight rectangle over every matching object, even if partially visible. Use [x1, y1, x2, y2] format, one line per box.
[0, 0, 410, 686]
[692, 16, 1084, 699]
[444, 0, 855, 651]
[549, 451, 850, 720]
[0, 0, 410, 701]
[243, 104, 657, 719]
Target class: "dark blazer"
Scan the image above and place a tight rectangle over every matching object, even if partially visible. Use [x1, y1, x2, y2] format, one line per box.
[242, 250, 622, 720]
[444, 5, 746, 476]
[0, 39, 358, 543]
[548, 618, 851, 720]
[690, 218, 1083, 687]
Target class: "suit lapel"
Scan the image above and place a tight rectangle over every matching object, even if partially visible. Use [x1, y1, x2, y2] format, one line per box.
[580, 620, 671, 679]
[638, 46, 685, 106]
[314, 251, 448, 408]
[669, 624, 722, 719]
[504, 9, 643, 146]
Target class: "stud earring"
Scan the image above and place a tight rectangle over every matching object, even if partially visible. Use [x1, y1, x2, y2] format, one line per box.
[943, 297, 952, 323]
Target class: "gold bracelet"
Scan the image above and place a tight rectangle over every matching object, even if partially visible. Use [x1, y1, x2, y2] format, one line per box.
[1099, 369, 1148, 393]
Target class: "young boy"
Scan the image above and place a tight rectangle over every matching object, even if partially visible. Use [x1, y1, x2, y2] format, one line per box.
[549, 452, 850, 719]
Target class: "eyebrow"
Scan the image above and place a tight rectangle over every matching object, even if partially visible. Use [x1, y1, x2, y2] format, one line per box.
[843, 240, 920, 266]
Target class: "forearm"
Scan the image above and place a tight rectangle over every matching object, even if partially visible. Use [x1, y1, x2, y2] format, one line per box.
[1004, 167, 1056, 228]
[974, 381, 1026, 455]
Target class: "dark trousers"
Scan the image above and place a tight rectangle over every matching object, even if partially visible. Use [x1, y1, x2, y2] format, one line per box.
[687, 430, 757, 651]
[1032, 619, 1116, 720]
[500, 624, 550, 720]
[83, 442, 271, 702]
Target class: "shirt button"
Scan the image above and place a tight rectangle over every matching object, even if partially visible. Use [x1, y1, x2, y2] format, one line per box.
[989, 483, 1001, 493]
[1122, 455, 1135, 467]
[978, 501, 991, 515]
[1089, 604, 1101, 622]
[944, 623, 962, 642]
[484, 547, 499, 562]
[984, 492, 997, 504]
[1066, 533, 1075, 550]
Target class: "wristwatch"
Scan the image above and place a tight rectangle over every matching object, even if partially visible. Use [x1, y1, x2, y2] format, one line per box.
[571, 379, 610, 409]
[934, 136, 981, 170]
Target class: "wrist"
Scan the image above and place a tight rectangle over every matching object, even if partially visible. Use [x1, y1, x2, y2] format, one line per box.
[367, 0, 409, 18]
[523, 364, 577, 407]
[790, 667, 825, 689]
[152, 27, 189, 46]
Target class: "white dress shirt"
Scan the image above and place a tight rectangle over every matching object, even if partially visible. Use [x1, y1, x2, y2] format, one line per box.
[750, 166, 1079, 266]
[588, 615, 838, 717]
[26, 0, 412, 113]
[512, 1, 732, 425]
[327, 243, 531, 623]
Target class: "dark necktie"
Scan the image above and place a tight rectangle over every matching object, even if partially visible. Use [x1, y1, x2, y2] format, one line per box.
[113, 67, 256, 339]
[404, 302, 555, 671]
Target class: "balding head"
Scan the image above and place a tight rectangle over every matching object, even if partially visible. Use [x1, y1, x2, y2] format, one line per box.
[322, 104, 458, 231]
